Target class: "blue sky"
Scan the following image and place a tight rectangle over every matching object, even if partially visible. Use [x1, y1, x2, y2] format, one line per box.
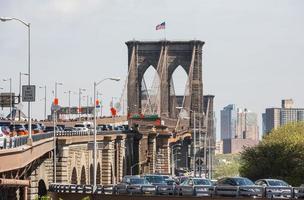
[0, 0, 303, 139]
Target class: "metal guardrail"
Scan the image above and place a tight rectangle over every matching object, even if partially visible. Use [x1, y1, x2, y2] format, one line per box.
[49, 183, 304, 198]
[1, 135, 28, 149]
[0, 132, 53, 150]
[32, 132, 53, 142]
[0, 129, 126, 150]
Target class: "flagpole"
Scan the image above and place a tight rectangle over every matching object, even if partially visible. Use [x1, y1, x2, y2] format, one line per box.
[164, 28, 166, 41]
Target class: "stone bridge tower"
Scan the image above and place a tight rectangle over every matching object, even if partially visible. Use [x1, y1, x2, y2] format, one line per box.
[126, 40, 204, 125]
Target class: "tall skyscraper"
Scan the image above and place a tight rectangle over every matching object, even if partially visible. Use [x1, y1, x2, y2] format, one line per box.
[221, 105, 259, 154]
[263, 99, 304, 135]
[220, 104, 237, 140]
[236, 108, 259, 141]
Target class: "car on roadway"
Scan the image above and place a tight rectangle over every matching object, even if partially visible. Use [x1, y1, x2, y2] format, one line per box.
[115, 176, 155, 195]
[255, 179, 292, 199]
[74, 123, 89, 131]
[25, 124, 43, 134]
[216, 177, 259, 197]
[97, 124, 108, 131]
[9, 124, 28, 136]
[176, 176, 189, 185]
[142, 174, 168, 194]
[64, 127, 74, 131]
[44, 126, 61, 132]
[176, 178, 213, 196]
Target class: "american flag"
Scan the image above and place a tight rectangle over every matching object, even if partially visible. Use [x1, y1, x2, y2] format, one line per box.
[156, 22, 166, 30]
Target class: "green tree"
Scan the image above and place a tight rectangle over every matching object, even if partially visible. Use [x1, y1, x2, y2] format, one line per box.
[240, 122, 304, 186]
[213, 153, 240, 179]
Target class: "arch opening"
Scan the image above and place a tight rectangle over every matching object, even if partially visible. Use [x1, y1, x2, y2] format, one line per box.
[141, 65, 160, 115]
[170, 65, 189, 118]
[71, 167, 77, 184]
[80, 166, 86, 185]
[90, 164, 93, 185]
[97, 163, 101, 185]
[38, 179, 47, 197]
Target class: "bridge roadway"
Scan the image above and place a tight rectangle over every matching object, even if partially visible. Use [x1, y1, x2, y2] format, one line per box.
[0, 130, 128, 173]
[0, 120, 193, 200]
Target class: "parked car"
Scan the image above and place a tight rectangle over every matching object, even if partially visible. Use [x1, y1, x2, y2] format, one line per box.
[255, 179, 292, 199]
[176, 178, 213, 196]
[216, 177, 259, 197]
[115, 176, 155, 195]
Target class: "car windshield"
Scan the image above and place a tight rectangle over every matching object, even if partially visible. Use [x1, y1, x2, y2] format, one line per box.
[193, 179, 212, 186]
[130, 178, 148, 185]
[235, 178, 254, 186]
[144, 176, 165, 184]
[268, 180, 289, 186]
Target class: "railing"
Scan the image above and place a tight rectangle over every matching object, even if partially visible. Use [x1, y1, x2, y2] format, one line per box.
[0, 132, 53, 150]
[32, 132, 53, 142]
[49, 183, 304, 198]
[0, 129, 127, 150]
[1, 135, 28, 149]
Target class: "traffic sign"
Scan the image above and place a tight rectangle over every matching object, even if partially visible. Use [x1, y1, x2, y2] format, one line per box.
[22, 85, 36, 102]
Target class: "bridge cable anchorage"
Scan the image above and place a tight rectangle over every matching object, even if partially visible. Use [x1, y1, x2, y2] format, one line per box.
[175, 45, 196, 131]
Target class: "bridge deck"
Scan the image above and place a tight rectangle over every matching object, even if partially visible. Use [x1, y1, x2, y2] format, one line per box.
[0, 137, 53, 173]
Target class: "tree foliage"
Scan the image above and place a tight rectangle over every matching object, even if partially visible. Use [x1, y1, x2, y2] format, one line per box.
[213, 153, 240, 179]
[240, 122, 304, 186]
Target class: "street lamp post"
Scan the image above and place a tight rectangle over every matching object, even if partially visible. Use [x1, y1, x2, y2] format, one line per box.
[0, 17, 32, 143]
[53, 82, 63, 183]
[19, 73, 29, 121]
[78, 88, 86, 120]
[96, 91, 102, 117]
[39, 86, 47, 120]
[93, 77, 120, 191]
[3, 78, 12, 120]
[0, 87, 3, 118]
[64, 90, 73, 120]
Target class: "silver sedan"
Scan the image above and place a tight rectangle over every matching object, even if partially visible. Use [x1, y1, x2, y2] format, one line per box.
[176, 178, 213, 196]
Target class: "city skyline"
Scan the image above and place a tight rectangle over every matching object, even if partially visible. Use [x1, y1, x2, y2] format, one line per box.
[1, 0, 303, 140]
